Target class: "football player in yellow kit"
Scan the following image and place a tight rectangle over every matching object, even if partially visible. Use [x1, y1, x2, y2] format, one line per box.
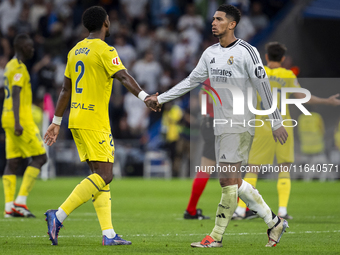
[2, 34, 47, 218]
[43, 6, 157, 246]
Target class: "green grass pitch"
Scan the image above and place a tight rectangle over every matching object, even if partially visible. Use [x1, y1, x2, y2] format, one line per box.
[0, 177, 339, 254]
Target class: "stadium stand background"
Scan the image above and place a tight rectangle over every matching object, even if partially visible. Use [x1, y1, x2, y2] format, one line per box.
[0, 0, 339, 178]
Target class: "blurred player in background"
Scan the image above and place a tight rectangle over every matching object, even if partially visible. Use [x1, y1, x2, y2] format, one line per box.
[184, 80, 213, 220]
[43, 6, 156, 246]
[234, 42, 340, 220]
[1, 34, 47, 218]
[146, 5, 289, 248]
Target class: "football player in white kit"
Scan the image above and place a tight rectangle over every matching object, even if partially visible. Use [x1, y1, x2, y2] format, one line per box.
[145, 4, 289, 248]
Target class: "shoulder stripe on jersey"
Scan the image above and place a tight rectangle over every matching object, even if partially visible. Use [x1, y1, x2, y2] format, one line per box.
[242, 41, 260, 62]
[239, 43, 256, 65]
[240, 41, 259, 63]
[239, 42, 259, 64]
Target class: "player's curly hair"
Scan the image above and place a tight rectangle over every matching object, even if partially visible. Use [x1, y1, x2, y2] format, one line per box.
[266, 42, 287, 62]
[217, 4, 241, 26]
[82, 6, 107, 33]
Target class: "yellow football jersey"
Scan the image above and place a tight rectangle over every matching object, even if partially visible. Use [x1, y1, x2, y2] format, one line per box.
[1, 58, 35, 128]
[254, 66, 301, 134]
[65, 38, 126, 133]
[298, 112, 325, 154]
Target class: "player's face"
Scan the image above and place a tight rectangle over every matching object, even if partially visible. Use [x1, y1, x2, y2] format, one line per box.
[22, 39, 34, 60]
[105, 15, 110, 37]
[212, 11, 235, 38]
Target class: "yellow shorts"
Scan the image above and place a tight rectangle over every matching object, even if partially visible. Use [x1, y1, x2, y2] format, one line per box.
[71, 129, 115, 163]
[248, 124, 294, 165]
[4, 125, 46, 159]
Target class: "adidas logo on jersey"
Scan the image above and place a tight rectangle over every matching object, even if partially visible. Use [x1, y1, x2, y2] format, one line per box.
[210, 58, 215, 64]
[221, 154, 226, 159]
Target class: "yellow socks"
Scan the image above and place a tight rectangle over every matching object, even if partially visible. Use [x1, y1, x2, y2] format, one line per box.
[210, 185, 238, 241]
[60, 173, 106, 216]
[237, 172, 258, 209]
[16, 166, 40, 204]
[2, 175, 16, 212]
[92, 184, 116, 238]
[277, 172, 291, 216]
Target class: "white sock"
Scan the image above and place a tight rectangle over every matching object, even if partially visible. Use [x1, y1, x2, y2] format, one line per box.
[103, 229, 116, 238]
[15, 195, 27, 205]
[235, 206, 246, 217]
[238, 180, 278, 229]
[278, 207, 287, 216]
[56, 207, 68, 223]
[5, 202, 14, 212]
[210, 184, 238, 241]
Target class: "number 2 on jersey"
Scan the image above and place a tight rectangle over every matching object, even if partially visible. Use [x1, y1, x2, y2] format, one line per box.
[75, 61, 85, 93]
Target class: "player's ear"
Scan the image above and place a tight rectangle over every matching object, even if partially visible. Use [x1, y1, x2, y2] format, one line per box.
[229, 21, 237, 30]
[265, 54, 269, 63]
[104, 15, 109, 28]
[281, 56, 286, 63]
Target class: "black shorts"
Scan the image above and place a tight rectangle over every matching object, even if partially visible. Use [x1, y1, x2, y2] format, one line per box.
[200, 117, 215, 161]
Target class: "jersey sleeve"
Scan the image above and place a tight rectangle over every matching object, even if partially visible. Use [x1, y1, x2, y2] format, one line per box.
[157, 50, 209, 104]
[244, 46, 282, 130]
[11, 65, 25, 88]
[100, 46, 126, 77]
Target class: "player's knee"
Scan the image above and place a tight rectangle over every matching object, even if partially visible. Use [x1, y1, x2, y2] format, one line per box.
[31, 154, 47, 168]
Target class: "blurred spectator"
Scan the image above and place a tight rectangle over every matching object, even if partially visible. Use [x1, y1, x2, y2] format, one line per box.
[37, 2, 58, 38]
[149, 0, 180, 27]
[250, 1, 269, 32]
[131, 51, 162, 94]
[29, 0, 48, 33]
[120, 0, 148, 29]
[16, 6, 32, 35]
[133, 23, 153, 57]
[155, 21, 178, 51]
[123, 89, 149, 136]
[109, 9, 121, 35]
[171, 32, 195, 77]
[0, 0, 22, 36]
[177, 3, 204, 54]
[235, 8, 255, 41]
[114, 34, 136, 70]
[0, 33, 10, 60]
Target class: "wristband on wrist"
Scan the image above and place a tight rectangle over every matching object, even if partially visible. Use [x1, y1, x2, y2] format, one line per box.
[52, 115, 62, 125]
[138, 91, 149, 101]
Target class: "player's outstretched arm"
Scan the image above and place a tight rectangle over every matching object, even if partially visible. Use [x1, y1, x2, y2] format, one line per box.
[294, 92, 340, 106]
[272, 126, 288, 145]
[44, 76, 71, 146]
[114, 69, 159, 112]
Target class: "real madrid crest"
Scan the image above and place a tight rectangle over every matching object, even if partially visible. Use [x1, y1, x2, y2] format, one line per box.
[227, 56, 234, 65]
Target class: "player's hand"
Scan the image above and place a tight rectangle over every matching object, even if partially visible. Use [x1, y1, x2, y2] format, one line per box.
[272, 126, 288, 145]
[14, 122, 23, 136]
[327, 93, 340, 106]
[144, 92, 162, 112]
[44, 123, 61, 146]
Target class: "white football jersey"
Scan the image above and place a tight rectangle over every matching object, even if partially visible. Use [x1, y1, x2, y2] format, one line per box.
[158, 39, 282, 135]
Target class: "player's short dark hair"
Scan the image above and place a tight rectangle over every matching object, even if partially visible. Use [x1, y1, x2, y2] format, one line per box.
[265, 42, 287, 62]
[217, 4, 241, 26]
[13, 34, 30, 49]
[82, 6, 107, 33]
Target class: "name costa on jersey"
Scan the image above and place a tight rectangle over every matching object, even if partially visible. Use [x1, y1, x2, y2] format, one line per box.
[75, 47, 90, 56]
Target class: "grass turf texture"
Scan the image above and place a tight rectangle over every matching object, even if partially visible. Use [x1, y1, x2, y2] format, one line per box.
[0, 178, 339, 255]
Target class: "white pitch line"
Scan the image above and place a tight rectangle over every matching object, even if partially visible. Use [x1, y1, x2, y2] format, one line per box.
[0, 230, 339, 239]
